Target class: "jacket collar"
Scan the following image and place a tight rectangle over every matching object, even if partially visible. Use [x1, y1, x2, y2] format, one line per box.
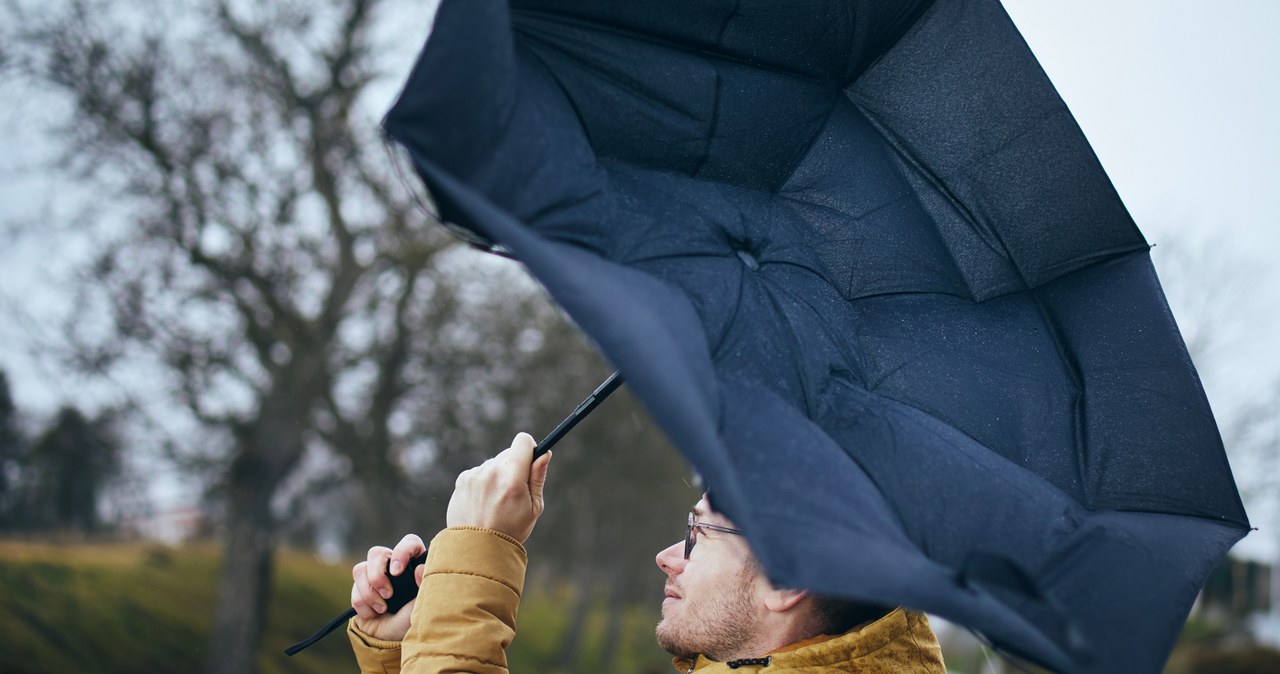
[669, 608, 940, 673]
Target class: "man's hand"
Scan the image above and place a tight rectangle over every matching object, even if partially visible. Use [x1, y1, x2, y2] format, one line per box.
[447, 432, 552, 544]
[349, 433, 552, 642]
[350, 534, 426, 642]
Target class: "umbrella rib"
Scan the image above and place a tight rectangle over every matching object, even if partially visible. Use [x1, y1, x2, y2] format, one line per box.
[1026, 296, 1090, 504]
[689, 70, 722, 179]
[756, 275, 819, 415]
[625, 250, 731, 266]
[773, 155, 980, 300]
[859, 347, 940, 394]
[760, 263, 869, 386]
[846, 102, 1010, 298]
[1101, 375, 1222, 417]
[713, 1, 741, 45]
[709, 253, 752, 362]
[512, 9, 836, 86]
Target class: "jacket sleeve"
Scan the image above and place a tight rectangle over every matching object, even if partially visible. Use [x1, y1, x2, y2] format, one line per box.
[348, 620, 404, 674]
[345, 527, 528, 674]
[400, 526, 529, 674]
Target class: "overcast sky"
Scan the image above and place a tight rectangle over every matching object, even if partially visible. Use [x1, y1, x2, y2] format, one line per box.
[2, 0, 1277, 555]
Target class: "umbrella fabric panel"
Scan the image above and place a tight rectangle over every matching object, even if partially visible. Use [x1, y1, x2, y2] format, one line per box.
[1028, 511, 1245, 673]
[843, 292, 1078, 477]
[1035, 255, 1247, 522]
[518, 16, 840, 190]
[778, 101, 981, 300]
[383, 2, 612, 249]
[807, 376, 1242, 673]
[846, 0, 1147, 290]
[515, 0, 934, 90]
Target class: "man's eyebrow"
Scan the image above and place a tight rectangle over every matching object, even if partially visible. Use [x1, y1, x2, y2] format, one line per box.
[692, 504, 704, 518]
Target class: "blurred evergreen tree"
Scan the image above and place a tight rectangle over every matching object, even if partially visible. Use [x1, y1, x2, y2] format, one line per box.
[23, 406, 121, 535]
[0, 370, 27, 527]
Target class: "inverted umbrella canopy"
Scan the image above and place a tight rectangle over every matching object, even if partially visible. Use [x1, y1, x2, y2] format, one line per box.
[384, 1, 1250, 671]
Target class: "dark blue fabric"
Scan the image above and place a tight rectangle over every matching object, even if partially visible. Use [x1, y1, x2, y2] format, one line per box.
[384, 1, 1249, 671]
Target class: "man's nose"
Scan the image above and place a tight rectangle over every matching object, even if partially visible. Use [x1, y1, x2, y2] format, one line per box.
[656, 540, 685, 575]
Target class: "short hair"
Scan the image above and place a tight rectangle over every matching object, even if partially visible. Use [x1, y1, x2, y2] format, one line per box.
[809, 594, 893, 635]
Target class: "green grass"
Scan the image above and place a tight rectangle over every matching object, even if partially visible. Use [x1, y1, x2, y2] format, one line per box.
[15, 540, 1274, 674]
[509, 583, 673, 674]
[0, 540, 674, 674]
[0, 541, 351, 674]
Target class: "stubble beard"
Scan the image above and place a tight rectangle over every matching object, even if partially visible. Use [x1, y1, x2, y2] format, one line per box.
[655, 565, 760, 662]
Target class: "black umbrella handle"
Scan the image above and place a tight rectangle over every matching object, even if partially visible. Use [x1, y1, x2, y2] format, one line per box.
[285, 370, 625, 656]
[282, 550, 427, 656]
[283, 608, 356, 656]
[535, 370, 625, 459]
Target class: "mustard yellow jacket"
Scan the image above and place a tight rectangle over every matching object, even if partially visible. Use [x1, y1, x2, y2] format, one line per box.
[348, 527, 945, 674]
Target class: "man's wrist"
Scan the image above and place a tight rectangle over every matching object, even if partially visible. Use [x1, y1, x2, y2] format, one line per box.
[351, 616, 409, 645]
[349, 618, 404, 648]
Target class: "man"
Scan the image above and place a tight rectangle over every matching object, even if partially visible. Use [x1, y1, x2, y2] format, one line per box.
[347, 433, 946, 673]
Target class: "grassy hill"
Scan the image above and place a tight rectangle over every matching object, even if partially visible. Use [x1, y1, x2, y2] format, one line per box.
[0, 540, 360, 674]
[5, 539, 1279, 673]
[0, 540, 672, 674]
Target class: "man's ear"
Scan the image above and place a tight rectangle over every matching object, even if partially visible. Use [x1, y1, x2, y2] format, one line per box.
[763, 586, 810, 613]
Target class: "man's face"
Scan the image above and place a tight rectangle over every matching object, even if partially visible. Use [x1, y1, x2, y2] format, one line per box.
[654, 495, 765, 661]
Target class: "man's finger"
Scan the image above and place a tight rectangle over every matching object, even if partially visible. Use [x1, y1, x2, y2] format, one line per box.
[366, 545, 392, 564]
[352, 582, 380, 620]
[353, 561, 388, 614]
[511, 432, 536, 462]
[389, 534, 426, 576]
[365, 548, 393, 600]
[491, 432, 536, 485]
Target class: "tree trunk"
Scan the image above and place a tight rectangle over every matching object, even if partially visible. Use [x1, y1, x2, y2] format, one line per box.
[349, 456, 416, 552]
[597, 566, 627, 671]
[554, 577, 596, 671]
[204, 470, 277, 674]
[202, 355, 324, 674]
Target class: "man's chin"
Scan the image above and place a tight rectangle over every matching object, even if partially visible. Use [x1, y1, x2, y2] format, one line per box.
[655, 620, 697, 660]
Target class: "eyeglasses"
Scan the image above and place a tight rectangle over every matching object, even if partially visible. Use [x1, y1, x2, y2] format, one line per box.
[685, 512, 744, 559]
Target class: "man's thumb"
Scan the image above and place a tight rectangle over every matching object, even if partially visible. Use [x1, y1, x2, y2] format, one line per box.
[530, 450, 552, 511]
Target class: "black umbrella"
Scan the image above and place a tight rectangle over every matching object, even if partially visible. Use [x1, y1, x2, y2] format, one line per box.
[383, 1, 1250, 671]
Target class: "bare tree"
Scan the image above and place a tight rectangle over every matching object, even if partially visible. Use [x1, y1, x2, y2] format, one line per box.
[4, 2, 712, 672]
[1, 0, 464, 671]
[1151, 233, 1280, 506]
[1152, 229, 1280, 648]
